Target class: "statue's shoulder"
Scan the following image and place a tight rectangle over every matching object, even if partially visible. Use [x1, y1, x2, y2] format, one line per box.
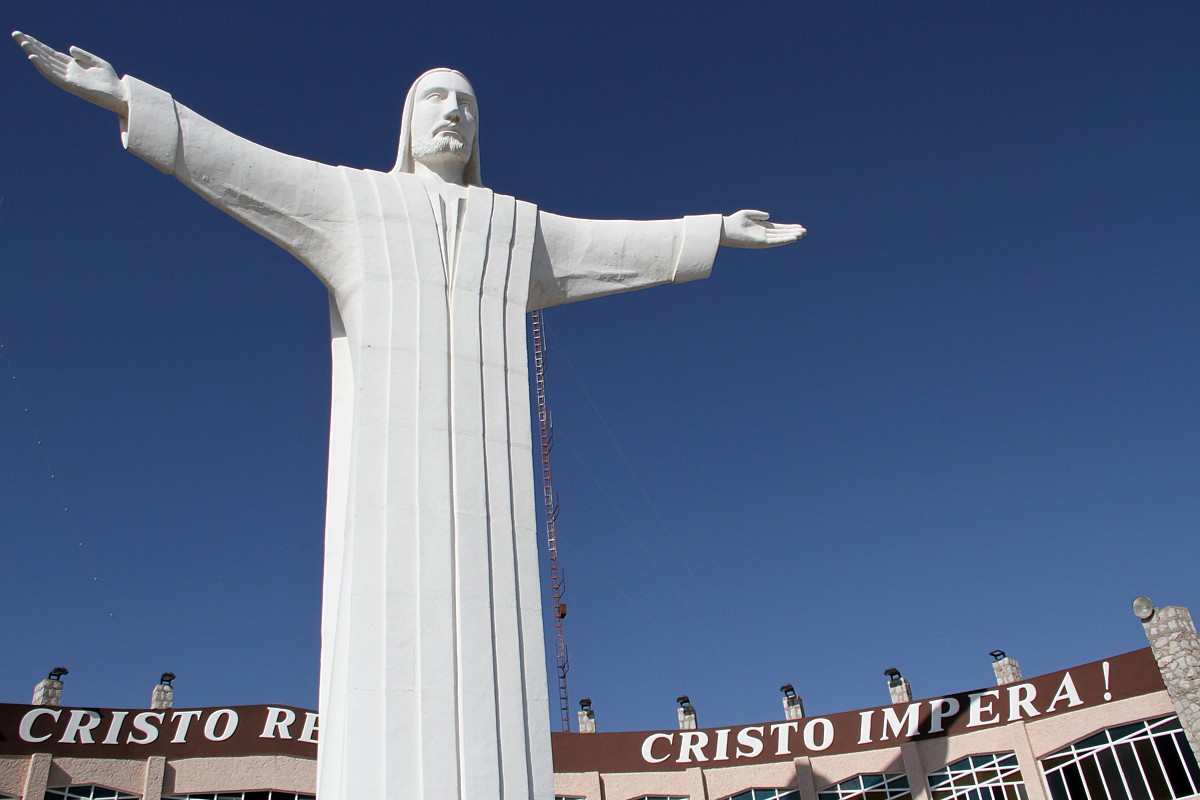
[490, 190, 536, 211]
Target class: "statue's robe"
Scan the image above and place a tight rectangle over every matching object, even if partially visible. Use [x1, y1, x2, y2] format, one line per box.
[119, 75, 721, 800]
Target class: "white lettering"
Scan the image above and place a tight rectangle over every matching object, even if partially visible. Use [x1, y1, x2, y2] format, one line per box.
[712, 728, 731, 761]
[769, 721, 799, 755]
[735, 726, 764, 758]
[299, 712, 320, 744]
[803, 717, 834, 751]
[60, 709, 103, 744]
[641, 732, 673, 763]
[170, 710, 203, 743]
[928, 697, 960, 734]
[204, 709, 238, 741]
[127, 712, 164, 744]
[102, 711, 128, 745]
[857, 710, 874, 744]
[678, 731, 709, 763]
[1046, 672, 1083, 713]
[1007, 683, 1040, 721]
[880, 703, 920, 740]
[261, 707, 297, 739]
[19, 708, 61, 743]
[967, 690, 1001, 727]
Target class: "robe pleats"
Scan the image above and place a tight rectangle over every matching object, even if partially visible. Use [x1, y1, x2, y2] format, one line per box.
[319, 169, 546, 800]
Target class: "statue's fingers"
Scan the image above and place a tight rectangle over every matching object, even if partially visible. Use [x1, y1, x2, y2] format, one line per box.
[764, 228, 806, 242]
[20, 36, 68, 68]
[26, 53, 68, 81]
[69, 45, 104, 68]
[12, 30, 42, 48]
[743, 209, 770, 221]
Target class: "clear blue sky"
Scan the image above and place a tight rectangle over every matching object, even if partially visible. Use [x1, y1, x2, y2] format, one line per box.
[2, 2, 1197, 734]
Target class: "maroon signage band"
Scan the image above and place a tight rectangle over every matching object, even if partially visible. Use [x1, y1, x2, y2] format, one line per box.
[552, 649, 1164, 773]
[0, 650, 1164, 772]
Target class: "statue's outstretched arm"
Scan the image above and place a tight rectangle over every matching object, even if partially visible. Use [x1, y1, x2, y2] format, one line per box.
[14, 31, 355, 291]
[528, 208, 806, 310]
[13, 32, 128, 116]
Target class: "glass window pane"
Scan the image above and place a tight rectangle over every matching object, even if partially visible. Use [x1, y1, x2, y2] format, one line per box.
[1044, 770, 1067, 800]
[1095, 747, 1129, 800]
[1061, 762, 1088, 800]
[1159, 736, 1197, 797]
[1114, 742, 1150, 800]
[1136, 738, 1171, 800]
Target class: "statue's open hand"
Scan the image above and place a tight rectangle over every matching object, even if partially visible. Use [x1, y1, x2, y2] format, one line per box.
[720, 210, 807, 249]
[13, 31, 127, 117]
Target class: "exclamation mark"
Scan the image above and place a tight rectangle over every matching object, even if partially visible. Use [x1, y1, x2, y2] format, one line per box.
[1103, 661, 1112, 701]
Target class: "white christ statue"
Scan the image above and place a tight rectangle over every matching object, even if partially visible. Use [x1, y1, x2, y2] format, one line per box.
[14, 32, 807, 800]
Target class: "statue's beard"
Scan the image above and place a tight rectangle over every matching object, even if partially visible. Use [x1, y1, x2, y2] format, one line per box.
[411, 133, 470, 164]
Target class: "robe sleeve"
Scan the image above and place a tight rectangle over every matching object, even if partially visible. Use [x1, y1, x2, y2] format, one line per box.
[527, 210, 723, 310]
[119, 75, 357, 292]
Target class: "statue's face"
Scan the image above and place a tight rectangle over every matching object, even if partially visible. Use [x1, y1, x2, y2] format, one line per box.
[409, 71, 477, 166]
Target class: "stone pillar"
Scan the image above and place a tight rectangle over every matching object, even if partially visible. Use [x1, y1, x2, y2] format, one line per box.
[781, 684, 805, 721]
[677, 696, 698, 730]
[899, 741, 931, 800]
[142, 756, 166, 800]
[21, 753, 51, 800]
[792, 755, 820, 800]
[577, 698, 596, 734]
[32, 668, 67, 707]
[1005, 720, 1049, 800]
[151, 673, 175, 710]
[991, 652, 1023, 685]
[1136, 600, 1200, 758]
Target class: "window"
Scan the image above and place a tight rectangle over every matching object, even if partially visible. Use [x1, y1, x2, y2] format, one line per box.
[1040, 715, 1200, 800]
[630, 796, 688, 800]
[725, 790, 799, 800]
[164, 794, 313, 800]
[46, 788, 138, 800]
[817, 773, 911, 800]
[926, 752, 1028, 800]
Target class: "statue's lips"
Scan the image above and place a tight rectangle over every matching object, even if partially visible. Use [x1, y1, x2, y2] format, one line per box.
[434, 127, 463, 139]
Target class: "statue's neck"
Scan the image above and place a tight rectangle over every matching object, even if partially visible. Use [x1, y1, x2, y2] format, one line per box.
[413, 159, 467, 186]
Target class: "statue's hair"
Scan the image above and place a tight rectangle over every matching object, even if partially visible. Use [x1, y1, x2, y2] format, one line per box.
[393, 67, 482, 186]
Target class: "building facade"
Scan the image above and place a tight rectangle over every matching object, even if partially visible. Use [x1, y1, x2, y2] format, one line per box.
[4, 604, 1199, 800]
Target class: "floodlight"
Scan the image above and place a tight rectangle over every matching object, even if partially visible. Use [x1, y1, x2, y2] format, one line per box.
[1132, 596, 1155, 621]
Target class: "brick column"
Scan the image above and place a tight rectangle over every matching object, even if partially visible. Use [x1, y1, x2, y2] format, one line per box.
[1137, 602, 1200, 758]
[887, 675, 913, 705]
[992, 655, 1023, 686]
[31, 680, 63, 707]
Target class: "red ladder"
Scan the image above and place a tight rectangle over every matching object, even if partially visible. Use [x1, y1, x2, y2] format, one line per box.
[531, 309, 571, 732]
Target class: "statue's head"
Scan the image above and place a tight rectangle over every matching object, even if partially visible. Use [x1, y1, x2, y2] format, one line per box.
[394, 68, 481, 186]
